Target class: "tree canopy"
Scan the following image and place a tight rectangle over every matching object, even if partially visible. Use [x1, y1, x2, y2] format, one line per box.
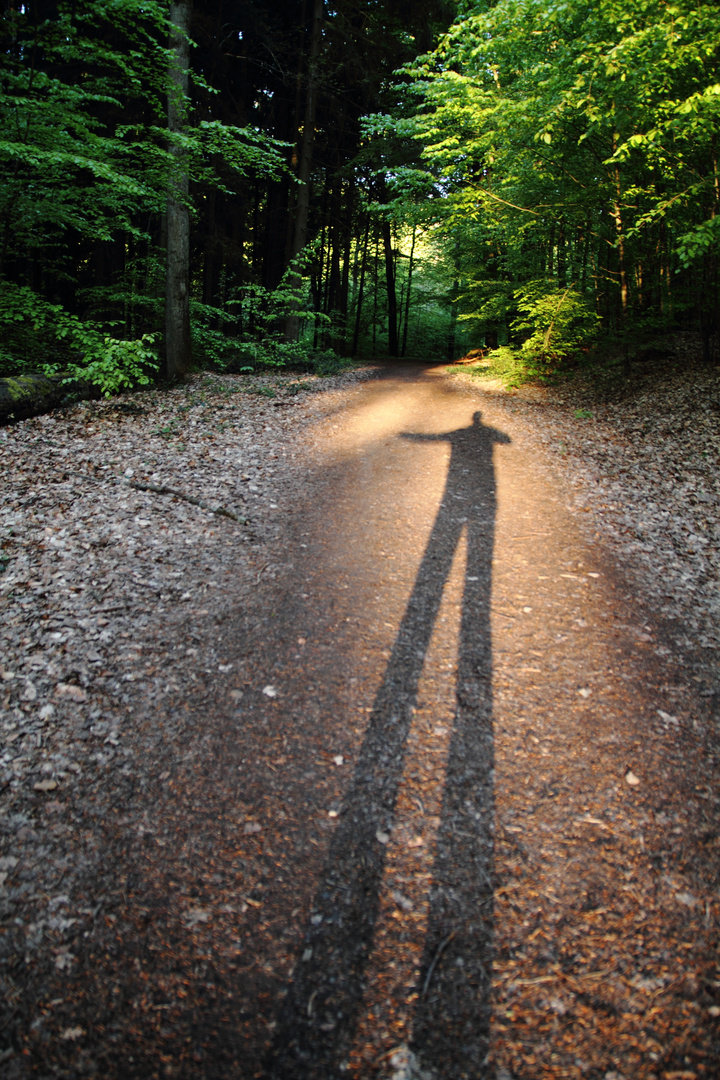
[1, 0, 718, 392]
[392, 0, 720, 369]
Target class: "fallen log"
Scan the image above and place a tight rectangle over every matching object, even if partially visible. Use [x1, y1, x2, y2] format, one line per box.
[453, 347, 490, 365]
[0, 373, 100, 425]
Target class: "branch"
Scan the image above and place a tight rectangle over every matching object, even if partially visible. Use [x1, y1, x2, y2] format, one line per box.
[68, 470, 247, 525]
[127, 480, 246, 523]
[476, 188, 540, 216]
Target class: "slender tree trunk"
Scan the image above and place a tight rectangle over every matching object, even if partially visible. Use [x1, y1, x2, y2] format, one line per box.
[547, 222, 555, 280]
[611, 129, 629, 333]
[580, 219, 591, 293]
[556, 222, 567, 289]
[613, 182, 629, 372]
[165, 0, 192, 381]
[202, 188, 220, 326]
[401, 224, 416, 357]
[701, 150, 720, 363]
[372, 232, 379, 355]
[397, 279, 405, 349]
[382, 219, 399, 357]
[327, 180, 342, 334]
[351, 216, 371, 356]
[284, 0, 323, 342]
[338, 184, 353, 351]
[447, 279, 459, 361]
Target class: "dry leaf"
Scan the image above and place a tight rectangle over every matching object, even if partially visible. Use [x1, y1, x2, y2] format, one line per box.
[60, 1027, 85, 1041]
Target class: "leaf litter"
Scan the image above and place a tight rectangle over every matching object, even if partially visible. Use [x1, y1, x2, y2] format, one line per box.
[0, 367, 373, 1075]
[0, 349, 719, 1078]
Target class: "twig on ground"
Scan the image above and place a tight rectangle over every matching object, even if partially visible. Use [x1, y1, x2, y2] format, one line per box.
[67, 469, 247, 524]
[128, 480, 246, 523]
[421, 930, 455, 998]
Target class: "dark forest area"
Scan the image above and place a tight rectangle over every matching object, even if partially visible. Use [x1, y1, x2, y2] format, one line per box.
[1, 0, 719, 396]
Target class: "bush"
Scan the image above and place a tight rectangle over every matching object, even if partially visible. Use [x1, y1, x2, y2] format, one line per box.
[0, 284, 159, 396]
[512, 280, 599, 372]
[464, 345, 530, 388]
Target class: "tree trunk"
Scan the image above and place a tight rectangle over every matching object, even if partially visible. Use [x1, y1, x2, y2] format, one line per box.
[351, 216, 371, 356]
[338, 184, 354, 351]
[401, 225, 416, 357]
[382, 219, 399, 357]
[447, 279, 459, 361]
[556, 222, 567, 289]
[165, 0, 192, 382]
[284, 0, 324, 342]
[326, 180, 342, 331]
[0, 374, 100, 425]
[372, 231, 379, 355]
[611, 127, 629, 338]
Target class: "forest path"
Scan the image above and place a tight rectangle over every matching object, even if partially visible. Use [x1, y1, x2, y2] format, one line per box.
[252, 364, 720, 1080]
[9, 364, 720, 1080]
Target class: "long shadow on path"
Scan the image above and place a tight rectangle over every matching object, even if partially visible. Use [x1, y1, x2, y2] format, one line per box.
[267, 410, 510, 1079]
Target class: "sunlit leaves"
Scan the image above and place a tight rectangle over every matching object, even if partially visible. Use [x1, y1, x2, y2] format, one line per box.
[373, 0, 720, 360]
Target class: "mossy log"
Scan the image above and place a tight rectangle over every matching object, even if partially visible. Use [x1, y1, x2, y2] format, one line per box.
[0, 374, 100, 425]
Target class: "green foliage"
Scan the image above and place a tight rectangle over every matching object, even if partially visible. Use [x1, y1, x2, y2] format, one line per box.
[676, 215, 720, 269]
[364, 0, 720, 369]
[463, 346, 529, 388]
[0, 1, 172, 260]
[0, 283, 158, 395]
[54, 334, 158, 396]
[310, 351, 356, 376]
[512, 281, 599, 368]
[0, 0, 298, 390]
[192, 122, 291, 191]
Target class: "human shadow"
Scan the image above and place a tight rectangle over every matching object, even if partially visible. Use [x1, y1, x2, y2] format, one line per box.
[266, 411, 510, 1079]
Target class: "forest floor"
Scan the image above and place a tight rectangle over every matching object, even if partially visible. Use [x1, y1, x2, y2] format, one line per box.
[1, 342, 719, 1079]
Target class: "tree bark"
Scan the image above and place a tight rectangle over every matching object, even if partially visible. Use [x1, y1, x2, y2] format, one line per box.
[372, 231, 379, 355]
[351, 216, 371, 356]
[447, 279, 459, 361]
[0, 374, 100, 425]
[165, 0, 192, 382]
[382, 219, 399, 357]
[401, 225, 416, 357]
[284, 0, 324, 342]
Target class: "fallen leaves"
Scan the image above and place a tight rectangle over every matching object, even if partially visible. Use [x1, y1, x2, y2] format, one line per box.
[183, 907, 212, 928]
[55, 683, 88, 702]
[0, 367, 374, 1074]
[60, 1027, 85, 1041]
[33, 778, 58, 792]
[480, 341, 720, 657]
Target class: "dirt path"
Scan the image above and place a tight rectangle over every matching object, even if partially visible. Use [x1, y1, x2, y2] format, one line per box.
[4, 364, 720, 1079]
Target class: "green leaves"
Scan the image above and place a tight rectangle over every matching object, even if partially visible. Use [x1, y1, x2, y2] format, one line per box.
[371, 0, 720, 370]
[0, 0, 302, 390]
[677, 216, 720, 270]
[0, 284, 159, 394]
